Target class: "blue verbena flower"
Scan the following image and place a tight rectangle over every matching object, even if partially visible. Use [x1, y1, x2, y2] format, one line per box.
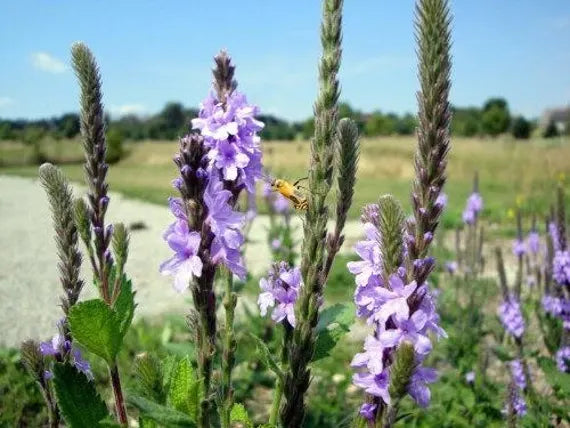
[258, 262, 303, 327]
[462, 192, 483, 225]
[512, 239, 526, 257]
[349, 209, 444, 408]
[526, 230, 540, 255]
[160, 212, 203, 293]
[556, 347, 570, 373]
[498, 297, 525, 338]
[192, 91, 264, 193]
[542, 294, 562, 316]
[39, 334, 93, 380]
[553, 250, 570, 287]
[359, 403, 377, 421]
[510, 359, 526, 390]
[444, 260, 458, 274]
[549, 222, 561, 252]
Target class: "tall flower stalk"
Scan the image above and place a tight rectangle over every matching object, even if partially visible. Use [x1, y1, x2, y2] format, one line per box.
[162, 50, 263, 427]
[71, 42, 128, 425]
[280, 0, 360, 425]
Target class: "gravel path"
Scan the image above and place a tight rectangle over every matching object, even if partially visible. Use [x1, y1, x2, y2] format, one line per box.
[0, 175, 363, 347]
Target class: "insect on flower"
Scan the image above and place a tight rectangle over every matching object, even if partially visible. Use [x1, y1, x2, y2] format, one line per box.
[264, 173, 309, 211]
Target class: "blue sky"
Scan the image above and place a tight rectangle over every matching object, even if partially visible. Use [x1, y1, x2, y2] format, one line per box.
[0, 0, 569, 121]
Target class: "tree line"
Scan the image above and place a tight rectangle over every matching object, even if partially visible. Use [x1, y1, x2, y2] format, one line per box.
[0, 98, 566, 144]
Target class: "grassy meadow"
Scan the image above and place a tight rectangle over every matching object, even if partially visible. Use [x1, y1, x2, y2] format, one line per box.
[1, 135, 568, 234]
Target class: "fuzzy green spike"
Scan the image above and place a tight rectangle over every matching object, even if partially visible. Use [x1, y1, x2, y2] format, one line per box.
[378, 195, 405, 278]
[383, 342, 415, 427]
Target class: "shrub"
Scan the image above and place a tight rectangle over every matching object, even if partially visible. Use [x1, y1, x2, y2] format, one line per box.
[512, 116, 531, 139]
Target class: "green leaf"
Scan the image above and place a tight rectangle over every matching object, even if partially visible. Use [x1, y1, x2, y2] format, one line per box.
[230, 403, 253, 428]
[68, 299, 121, 363]
[248, 333, 283, 380]
[316, 303, 354, 333]
[167, 357, 199, 420]
[491, 345, 513, 362]
[313, 304, 354, 361]
[113, 274, 136, 338]
[134, 353, 164, 403]
[538, 356, 570, 397]
[127, 395, 196, 428]
[52, 363, 109, 427]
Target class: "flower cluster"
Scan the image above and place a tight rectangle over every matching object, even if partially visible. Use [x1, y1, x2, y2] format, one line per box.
[40, 333, 92, 380]
[526, 230, 541, 255]
[498, 297, 525, 338]
[348, 210, 445, 415]
[161, 136, 248, 292]
[192, 91, 264, 194]
[553, 250, 570, 286]
[556, 346, 570, 373]
[258, 262, 303, 327]
[444, 260, 458, 274]
[542, 294, 562, 316]
[462, 192, 483, 225]
[510, 360, 526, 390]
[512, 239, 526, 257]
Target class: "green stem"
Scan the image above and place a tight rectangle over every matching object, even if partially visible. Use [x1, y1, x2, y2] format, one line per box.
[222, 270, 237, 428]
[269, 325, 292, 426]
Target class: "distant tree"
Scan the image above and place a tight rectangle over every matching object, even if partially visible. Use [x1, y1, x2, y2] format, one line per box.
[22, 126, 46, 164]
[0, 121, 13, 140]
[543, 120, 559, 138]
[106, 128, 124, 163]
[511, 116, 531, 139]
[56, 113, 80, 139]
[450, 106, 480, 136]
[395, 113, 417, 135]
[301, 118, 315, 139]
[364, 111, 395, 136]
[481, 98, 510, 136]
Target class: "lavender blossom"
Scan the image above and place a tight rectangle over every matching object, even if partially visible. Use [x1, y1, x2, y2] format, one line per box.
[352, 370, 391, 405]
[512, 239, 526, 257]
[498, 297, 525, 338]
[258, 262, 303, 327]
[527, 230, 541, 255]
[549, 221, 561, 252]
[192, 91, 264, 193]
[553, 250, 570, 286]
[556, 346, 570, 372]
[407, 366, 438, 408]
[39, 333, 93, 380]
[444, 260, 458, 274]
[510, 359, 526, 390]
[462, 192, 483, 225]
[465, 371, 475, 384]
[359, 403, 377, 420]
[542, 294, 562, 316]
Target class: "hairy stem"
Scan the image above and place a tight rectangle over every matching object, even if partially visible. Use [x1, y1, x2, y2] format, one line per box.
[109, 362, 128, 426]
[221, 270, 237, 428]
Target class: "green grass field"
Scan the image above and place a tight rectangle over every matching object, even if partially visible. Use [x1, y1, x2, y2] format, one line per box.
[1, 136, 568, 233]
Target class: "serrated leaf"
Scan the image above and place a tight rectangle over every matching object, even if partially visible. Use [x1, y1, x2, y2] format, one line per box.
[52, 363, 109, 427]
[248, 333, 283, 380]
[167, 357, 199, 420]
[313, 304, 354, 362]
[538, 356, 570, 396]
[134, 353, 164, 403]
[128, 394, 196, 427]
[316, 303, 354, 333]
[230, 403, 253, 428]
[113, 274, 136, 338]
[68, 299, 121, 363]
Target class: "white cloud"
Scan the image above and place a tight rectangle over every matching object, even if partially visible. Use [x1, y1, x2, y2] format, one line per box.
[110, 104, 147, 117]
[0, 97, 13, 109]
[30, 52, 67, 73]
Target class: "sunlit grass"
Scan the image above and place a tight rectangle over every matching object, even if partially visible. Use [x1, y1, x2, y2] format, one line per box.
[1, 136, 568, 233]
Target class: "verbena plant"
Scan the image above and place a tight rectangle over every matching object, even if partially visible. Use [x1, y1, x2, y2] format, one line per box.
[17, 0, 570, 427]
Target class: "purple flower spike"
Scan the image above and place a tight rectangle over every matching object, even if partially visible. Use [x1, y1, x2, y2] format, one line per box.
[556, 347, 570, 372]
[498, 297, 525, 338]
[512, 239, 526, 257]
[510, 360, 526, 390]
[192, 91, 264, 193]
[526, 231, 540, 254]
[553, 250, 570, 286]
[258, 262, 303, 327]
